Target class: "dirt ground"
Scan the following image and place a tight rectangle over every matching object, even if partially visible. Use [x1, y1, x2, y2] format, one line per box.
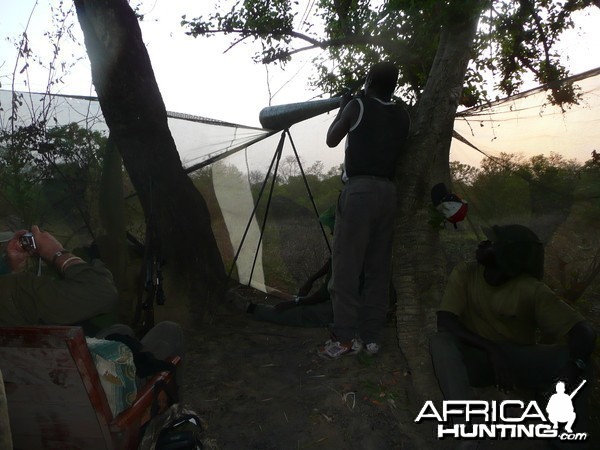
[178, 288, 597, 450]
[181, 289, 423, 450]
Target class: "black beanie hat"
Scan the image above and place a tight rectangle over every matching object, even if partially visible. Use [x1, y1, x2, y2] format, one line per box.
[482, 224, 545, 280]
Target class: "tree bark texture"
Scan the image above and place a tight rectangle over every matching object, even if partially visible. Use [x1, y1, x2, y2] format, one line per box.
[393, 3, 482, 404]
[73, 0, 226, 323]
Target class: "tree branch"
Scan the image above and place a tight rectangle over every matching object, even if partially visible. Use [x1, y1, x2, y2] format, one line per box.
[195, 23, 412, 65]
[521, 0, 551, 67]
[198, 26, 393, 46]
[261, 44, 321, 63]
[223, 34, 250, 54]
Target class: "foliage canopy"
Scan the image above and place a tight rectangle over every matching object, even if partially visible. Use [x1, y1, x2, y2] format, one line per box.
[182, 0, 598, 107]
[0, 119, 106, 232]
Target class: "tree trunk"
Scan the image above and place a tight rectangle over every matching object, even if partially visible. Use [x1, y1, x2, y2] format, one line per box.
[73, 0, 226, 325]
[393, 3, 483, 405]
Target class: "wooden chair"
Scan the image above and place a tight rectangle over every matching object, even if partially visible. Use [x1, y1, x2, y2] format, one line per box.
[0, 326, 180, 450]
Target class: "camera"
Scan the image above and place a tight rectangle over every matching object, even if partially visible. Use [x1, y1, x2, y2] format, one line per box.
[19, 232, 36, 252]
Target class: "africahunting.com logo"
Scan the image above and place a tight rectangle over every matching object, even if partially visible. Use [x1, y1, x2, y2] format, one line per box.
[415, 380, 588, 442]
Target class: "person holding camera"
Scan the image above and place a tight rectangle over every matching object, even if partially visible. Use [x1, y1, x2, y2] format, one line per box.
[0, 225, 118, 326]
[317, 61, 410, 359]
[1, 226, 186, 406]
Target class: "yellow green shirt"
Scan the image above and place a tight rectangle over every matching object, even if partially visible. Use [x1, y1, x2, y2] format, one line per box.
[439, 262, 583, 345]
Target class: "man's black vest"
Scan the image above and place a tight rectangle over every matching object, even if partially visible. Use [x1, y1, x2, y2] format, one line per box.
[344, 97, 410, 180]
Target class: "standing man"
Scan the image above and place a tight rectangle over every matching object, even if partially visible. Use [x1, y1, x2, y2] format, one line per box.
[318, 62, 410, 358]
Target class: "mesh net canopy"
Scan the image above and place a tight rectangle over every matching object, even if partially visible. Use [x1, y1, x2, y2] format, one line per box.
[1, 67, 599, 296]
[452, 67, 600, 167]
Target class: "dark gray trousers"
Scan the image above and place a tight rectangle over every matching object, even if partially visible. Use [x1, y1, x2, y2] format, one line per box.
[429, 332, 591, 432]
[329, 176, 396, 343]
[430, 332, 571, 398]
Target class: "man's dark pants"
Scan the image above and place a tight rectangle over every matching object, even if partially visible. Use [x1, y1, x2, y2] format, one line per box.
[329, 176, 396, 344]
[429, 332, 591, 432]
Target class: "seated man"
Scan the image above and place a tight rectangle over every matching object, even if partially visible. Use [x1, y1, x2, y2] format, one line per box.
[0, 226, 118, 325]
[236, 256, 397, 332]
[430, 224, 596, 430]
[232, 206, 336, 328]
[237, 257, 334, 328]
[233, 204, 398, 335]
[0, 226, 184, 388]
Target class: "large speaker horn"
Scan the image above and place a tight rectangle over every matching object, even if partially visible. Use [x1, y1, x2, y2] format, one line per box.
[259, 97, 341, 130]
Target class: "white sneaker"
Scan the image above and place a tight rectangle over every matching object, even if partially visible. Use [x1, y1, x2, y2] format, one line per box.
[317, 338, 362, 359]
[364, 342, 380, 355]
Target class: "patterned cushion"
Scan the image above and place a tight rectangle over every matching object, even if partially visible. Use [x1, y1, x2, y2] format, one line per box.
[86, 337, 137, 417]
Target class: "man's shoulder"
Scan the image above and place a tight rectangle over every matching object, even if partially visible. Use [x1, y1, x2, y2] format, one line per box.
[367, 96, 407, 110]
[451, 261, 478, 277]
[508, 272, 547, 292]
[445, 262, 481, 294]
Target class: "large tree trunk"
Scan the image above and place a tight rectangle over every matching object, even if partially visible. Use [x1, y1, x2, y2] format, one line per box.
[393, 3, 482, 405]
[73, 0, 226, 325]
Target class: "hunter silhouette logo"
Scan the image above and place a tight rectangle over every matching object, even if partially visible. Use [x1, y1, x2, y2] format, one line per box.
[546, 380, 586, 433]
[414, 379, 589, 441]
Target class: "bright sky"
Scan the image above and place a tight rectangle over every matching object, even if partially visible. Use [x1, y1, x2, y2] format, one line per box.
[1, 1, 599, 166]
[0, 0, 326, 128]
